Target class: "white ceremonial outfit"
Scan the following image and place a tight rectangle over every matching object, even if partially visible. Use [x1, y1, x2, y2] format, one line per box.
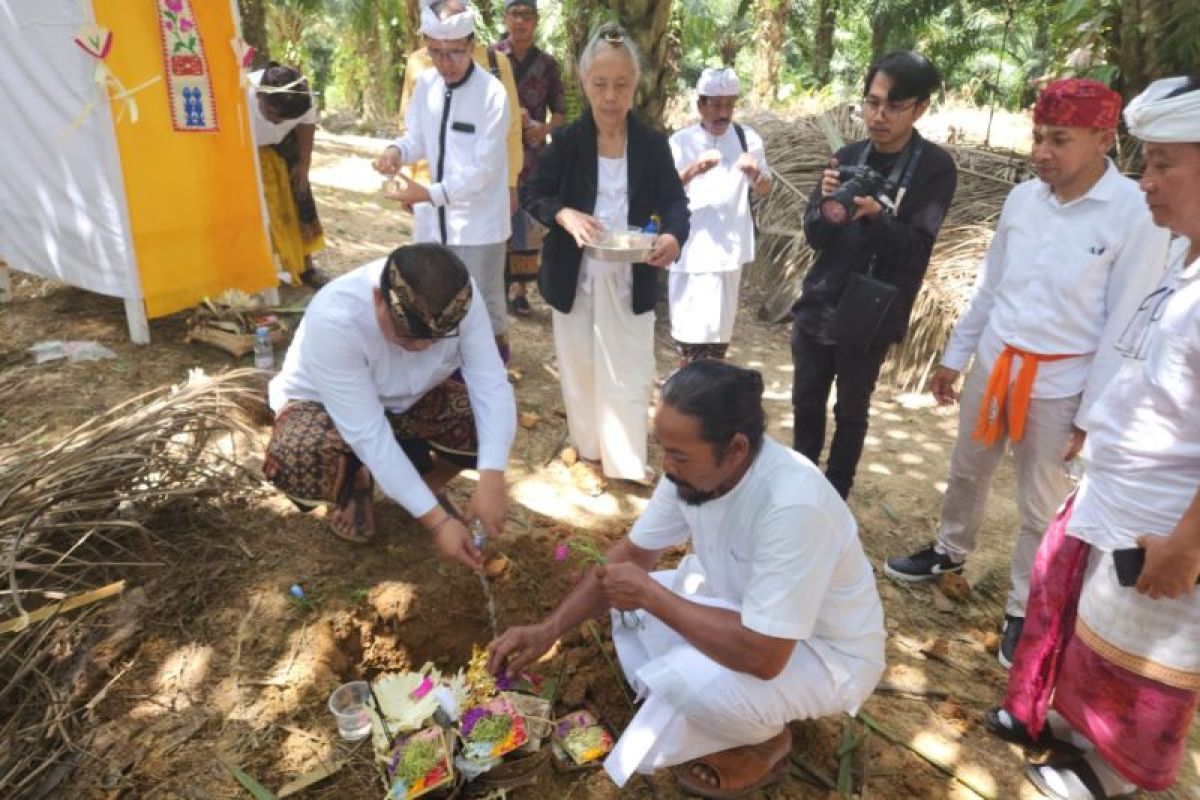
[934, 163, 1171, 616]
[604, 438, 885, 786]
[667, 123, 767, 344]
[1068, 238, 1200, 685]
[553, 153, 655, 481]
[268, 259, 517, 518]
[391, 62, 511, 335]
[248, 69, 317, 146]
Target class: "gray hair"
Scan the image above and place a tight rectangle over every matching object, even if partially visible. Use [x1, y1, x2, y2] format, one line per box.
[578, 22, 641, 80]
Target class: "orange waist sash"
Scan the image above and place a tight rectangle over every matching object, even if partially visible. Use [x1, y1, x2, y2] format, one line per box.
[973, 345, 1081, 446]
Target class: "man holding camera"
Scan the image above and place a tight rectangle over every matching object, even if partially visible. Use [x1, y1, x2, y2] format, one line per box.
[884, 78, 1171, 669]
[791, 51, 957, 499]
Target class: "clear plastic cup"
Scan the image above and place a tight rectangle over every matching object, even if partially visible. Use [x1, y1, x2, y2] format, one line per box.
[381, 177, 404, 198]
[327, 681, 372, 740]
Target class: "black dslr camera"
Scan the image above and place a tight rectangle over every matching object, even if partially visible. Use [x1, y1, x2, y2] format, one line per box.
[818, 165, 894, 225]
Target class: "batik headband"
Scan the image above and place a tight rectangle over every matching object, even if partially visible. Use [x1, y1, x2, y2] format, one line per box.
[383, 261, 472, 338]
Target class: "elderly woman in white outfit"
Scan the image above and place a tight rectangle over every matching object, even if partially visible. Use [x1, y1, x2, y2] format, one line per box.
[520, 23, 690, 487]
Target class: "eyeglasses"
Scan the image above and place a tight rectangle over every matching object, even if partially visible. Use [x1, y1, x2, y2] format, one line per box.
[861, 97, 918, 118]
[506, 8, 536, 20]
[428, 45, 472, 63]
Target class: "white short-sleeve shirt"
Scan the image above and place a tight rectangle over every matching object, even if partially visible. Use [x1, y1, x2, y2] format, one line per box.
[630, 437, 885, 697]
[248, 69, 318, 147]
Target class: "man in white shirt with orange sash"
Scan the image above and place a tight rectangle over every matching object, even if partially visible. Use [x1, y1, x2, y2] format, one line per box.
[884, 78, 1171, 668]
[987, 75, 1200, 800]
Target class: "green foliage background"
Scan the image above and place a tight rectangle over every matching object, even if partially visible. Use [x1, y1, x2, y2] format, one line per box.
[253, 0, 1198, 126]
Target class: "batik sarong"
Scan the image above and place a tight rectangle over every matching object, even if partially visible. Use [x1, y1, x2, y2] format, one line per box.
[263, 379, 476, 508]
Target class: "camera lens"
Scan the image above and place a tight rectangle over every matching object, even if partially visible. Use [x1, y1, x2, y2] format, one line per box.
[819, 196, 853, 225]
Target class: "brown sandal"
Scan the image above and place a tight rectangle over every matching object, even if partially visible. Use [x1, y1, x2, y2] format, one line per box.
[675, 728, 791, 799]
[330, 469, 375, 544]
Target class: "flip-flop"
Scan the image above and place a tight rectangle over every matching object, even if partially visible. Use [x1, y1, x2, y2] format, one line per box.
[984, 708, 1080, 754]
[330, 471, 375, 544]
[1024, 752, 1122, 799]
[675, 729, 791, 799]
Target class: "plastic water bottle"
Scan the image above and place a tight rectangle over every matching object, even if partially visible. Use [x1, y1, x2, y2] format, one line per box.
[253, 325, 274, 370]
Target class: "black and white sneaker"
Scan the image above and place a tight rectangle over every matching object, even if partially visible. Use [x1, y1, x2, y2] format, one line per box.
[998, 614, 1025, 669]
[883, 543, 964, 583]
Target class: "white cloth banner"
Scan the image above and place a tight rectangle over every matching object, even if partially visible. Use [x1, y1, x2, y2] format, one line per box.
[0, 2, 139, 300]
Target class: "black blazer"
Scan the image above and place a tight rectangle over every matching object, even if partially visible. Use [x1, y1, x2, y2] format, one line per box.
[520, 109, 690, 315]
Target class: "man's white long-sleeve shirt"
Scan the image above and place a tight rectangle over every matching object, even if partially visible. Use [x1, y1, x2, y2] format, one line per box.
[268, 259, 516, 518]
[392, 63, 511, 246]
[940, 161, 1170, 423]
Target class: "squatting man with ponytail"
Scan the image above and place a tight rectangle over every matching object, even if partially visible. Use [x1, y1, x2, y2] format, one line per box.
[487, 360, 884, 797]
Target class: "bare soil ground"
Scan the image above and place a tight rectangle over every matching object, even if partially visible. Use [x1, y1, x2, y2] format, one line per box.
[1, 131, 1195, 799]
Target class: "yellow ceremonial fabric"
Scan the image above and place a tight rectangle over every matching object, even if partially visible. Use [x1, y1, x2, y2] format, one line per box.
[398, 44, 523, 188]
[93, 0, 275, 318]
[258, 147, 306, 283]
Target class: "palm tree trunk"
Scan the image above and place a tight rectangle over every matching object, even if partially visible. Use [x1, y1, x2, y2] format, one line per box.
[812, 0, 838, 87]
[751, 0, 788, 103]
[237, 0, 271, 67]
[558, 0, 677, 129]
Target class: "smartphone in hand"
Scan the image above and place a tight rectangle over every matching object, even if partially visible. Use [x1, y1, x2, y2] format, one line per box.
[1112, 546, 1200, 588]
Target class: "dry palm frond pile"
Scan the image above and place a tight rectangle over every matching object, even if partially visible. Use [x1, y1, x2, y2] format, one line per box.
[744, 107, 1033, 391]
[0, 369, 267, 799]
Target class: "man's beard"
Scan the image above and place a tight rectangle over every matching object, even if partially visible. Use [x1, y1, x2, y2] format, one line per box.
[665, 472, 717, 506]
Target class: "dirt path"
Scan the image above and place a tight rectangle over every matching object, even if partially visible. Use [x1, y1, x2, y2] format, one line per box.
[1, 131, 1194, 799]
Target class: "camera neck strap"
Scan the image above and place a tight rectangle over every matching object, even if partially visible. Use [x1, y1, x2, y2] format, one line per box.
[857, 136, 925, 213]
[858, 137, 925, 279]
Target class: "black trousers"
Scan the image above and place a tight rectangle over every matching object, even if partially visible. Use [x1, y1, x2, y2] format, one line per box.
[790, 324, 890, 498]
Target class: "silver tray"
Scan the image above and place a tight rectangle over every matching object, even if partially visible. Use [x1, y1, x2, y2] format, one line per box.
[583, 243, 653, 263]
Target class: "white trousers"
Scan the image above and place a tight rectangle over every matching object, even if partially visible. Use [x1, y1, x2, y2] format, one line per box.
[448, 242, 507, 336]
[935, 362, 1078, 617]
[552, 271, 654, 481]
[667, 269, 741, 344]
[604, 569, 844, 787]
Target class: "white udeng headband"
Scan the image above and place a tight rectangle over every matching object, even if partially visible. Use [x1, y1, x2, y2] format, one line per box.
[696, 67, 740, 97]
[1124, 76, 1200, 143]
[419, 7, 476, 40]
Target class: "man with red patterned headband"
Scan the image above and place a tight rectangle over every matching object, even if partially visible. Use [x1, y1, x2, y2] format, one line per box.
[885, 78, 1172, 668]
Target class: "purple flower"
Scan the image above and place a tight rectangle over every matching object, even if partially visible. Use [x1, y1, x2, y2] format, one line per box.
[179, 18, 194, 32]
[460, 706, 488, 737]
[165, 0, 183, 12]
[410, 676, 433, 699]
[554, 543, 569, 562]
[494, 672, 515, 691]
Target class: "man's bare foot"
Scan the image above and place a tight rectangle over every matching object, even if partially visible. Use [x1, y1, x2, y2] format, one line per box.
[329, 469, 375, 543]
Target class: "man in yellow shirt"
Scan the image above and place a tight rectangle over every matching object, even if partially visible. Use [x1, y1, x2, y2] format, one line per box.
[397, 9, 523, 215]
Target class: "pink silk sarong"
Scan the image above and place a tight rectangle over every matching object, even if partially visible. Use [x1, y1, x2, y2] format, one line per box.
[1003, 495, 1198, 791]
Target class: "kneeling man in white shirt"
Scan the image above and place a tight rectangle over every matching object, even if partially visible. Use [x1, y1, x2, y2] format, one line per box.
[265, 243, 516, 571]
[488, 359, 884, 796]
